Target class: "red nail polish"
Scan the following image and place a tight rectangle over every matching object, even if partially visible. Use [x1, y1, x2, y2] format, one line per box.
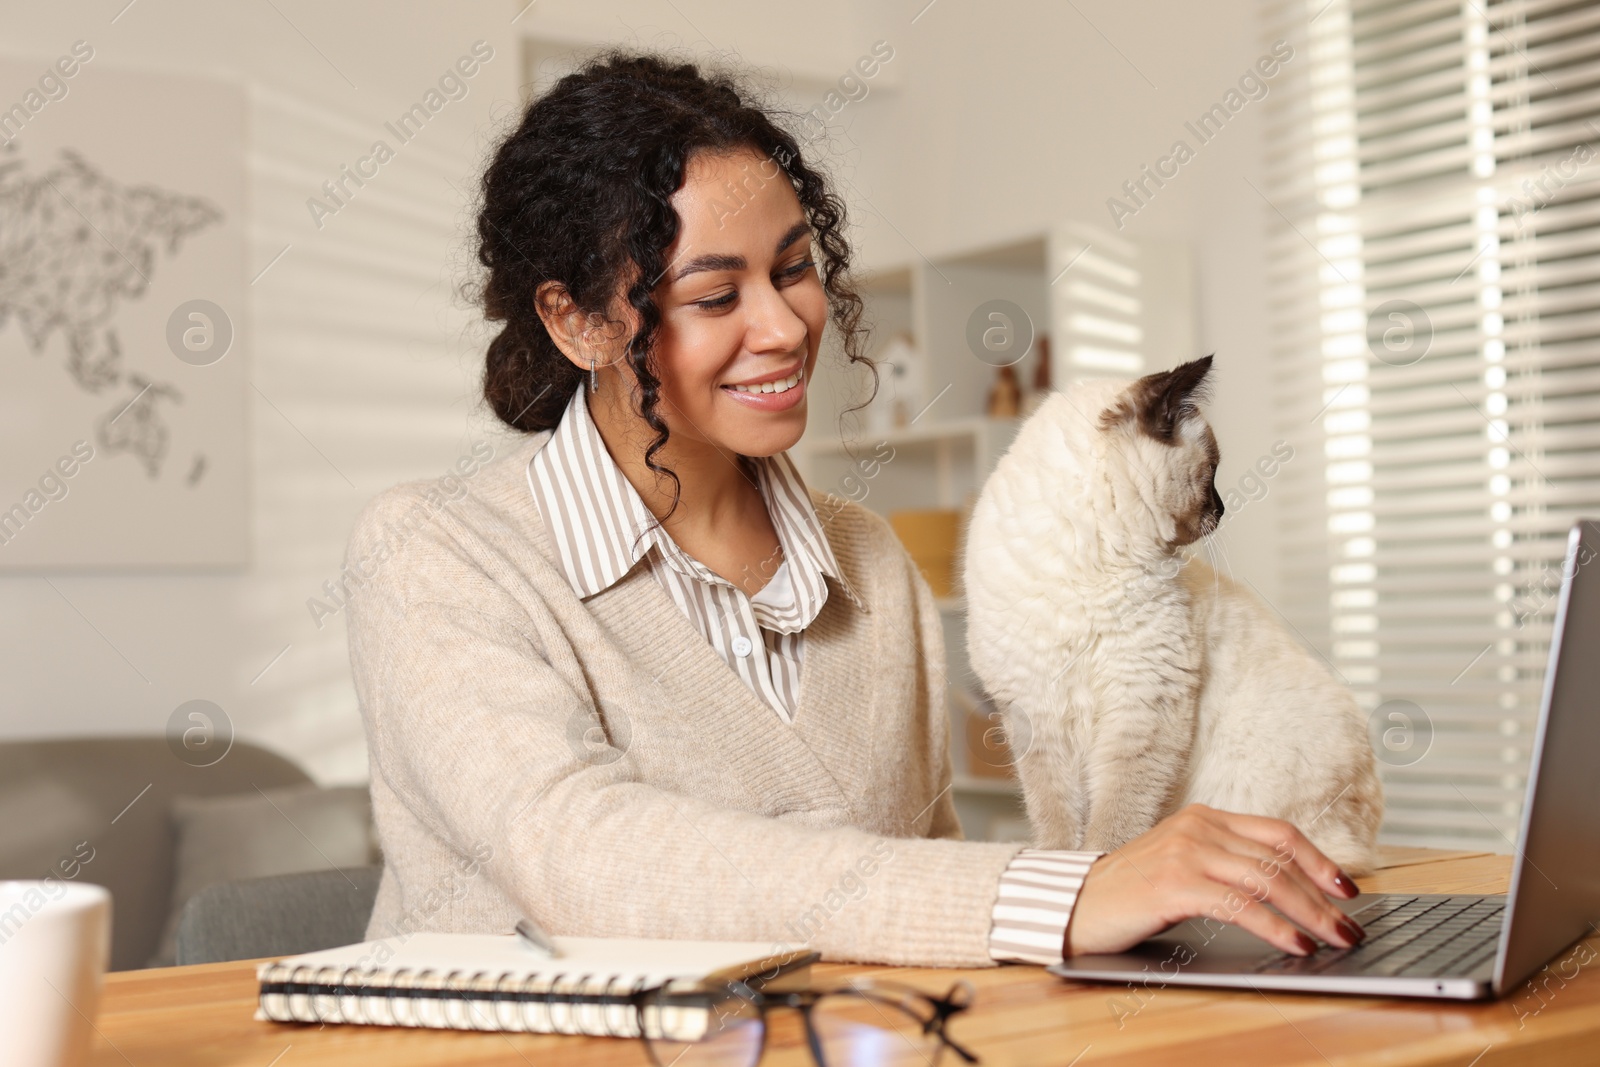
[1294, 932, 1318, 956]
[1337, 918, 1365, 945]
[1333, 872, 1359, 898]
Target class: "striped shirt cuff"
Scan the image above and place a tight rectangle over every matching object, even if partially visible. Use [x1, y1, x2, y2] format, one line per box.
[987, 848, 1103, 965]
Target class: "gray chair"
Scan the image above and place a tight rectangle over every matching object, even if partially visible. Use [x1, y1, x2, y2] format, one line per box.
[175, 865, 383, 965]
[0, 737, 313, 970]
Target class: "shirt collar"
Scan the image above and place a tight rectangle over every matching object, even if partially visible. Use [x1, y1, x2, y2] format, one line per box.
[526, 387, 854, 617]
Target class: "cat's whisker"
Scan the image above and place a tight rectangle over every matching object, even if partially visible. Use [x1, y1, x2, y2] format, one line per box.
[1208, 527, 1235, 584]
[1202, 536, 1223, 595]
[1221, 525, 1241, 577]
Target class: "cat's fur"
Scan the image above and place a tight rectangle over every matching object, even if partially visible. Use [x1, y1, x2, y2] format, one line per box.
[963, 356, 1382, 873]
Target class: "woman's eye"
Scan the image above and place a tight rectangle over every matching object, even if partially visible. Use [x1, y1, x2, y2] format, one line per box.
[693, 290, 737, 310]
[777, 259, 815, 282]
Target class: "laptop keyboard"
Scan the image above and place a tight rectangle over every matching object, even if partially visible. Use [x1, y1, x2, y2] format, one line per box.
[1251, 896, 1503, 979]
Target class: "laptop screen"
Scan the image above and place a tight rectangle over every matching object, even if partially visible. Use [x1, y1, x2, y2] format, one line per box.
[1495, 520, 1600, 994]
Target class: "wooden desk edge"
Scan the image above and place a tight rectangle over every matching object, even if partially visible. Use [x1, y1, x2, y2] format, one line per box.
[92, 849, 1600, 1067]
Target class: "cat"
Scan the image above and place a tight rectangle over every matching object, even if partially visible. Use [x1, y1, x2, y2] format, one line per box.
[962, 355, 1382, 873]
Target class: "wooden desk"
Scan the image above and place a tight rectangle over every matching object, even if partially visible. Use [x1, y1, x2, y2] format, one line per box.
[88, 848, 1600, 1066]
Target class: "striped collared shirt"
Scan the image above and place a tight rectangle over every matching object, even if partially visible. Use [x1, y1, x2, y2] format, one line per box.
[526, 385, 844, 721]
[525, 385, 1099, 964]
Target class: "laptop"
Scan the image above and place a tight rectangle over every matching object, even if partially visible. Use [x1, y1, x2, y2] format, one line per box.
[1051, 519, 1600, 999]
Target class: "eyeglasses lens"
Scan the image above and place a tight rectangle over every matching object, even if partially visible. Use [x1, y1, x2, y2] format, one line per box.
[641, 988, 764, 1067]
[809, 992, 945, 1066]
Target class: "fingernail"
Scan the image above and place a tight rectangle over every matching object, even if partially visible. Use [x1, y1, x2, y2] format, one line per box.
[1332, 872, 1359, 898]
[1294, 932, 1317, 956]
[1336, 918, 1365, 946]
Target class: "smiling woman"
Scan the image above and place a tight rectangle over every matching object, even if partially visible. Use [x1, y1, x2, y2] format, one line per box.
[532, 143, 834, 588]
[344, 51, 1366, 974]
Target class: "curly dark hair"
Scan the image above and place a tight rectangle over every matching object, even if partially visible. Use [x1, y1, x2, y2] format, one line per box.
[472, 51, 871, 512]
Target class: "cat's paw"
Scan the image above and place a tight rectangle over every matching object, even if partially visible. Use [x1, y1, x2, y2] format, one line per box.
[1312, 838, 1380, 877]
[1082, 819, 1152, 852]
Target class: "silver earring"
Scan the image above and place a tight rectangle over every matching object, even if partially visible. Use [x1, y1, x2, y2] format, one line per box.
[589, 358, 597, 391]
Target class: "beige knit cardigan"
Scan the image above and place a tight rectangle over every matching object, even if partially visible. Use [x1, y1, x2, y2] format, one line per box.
[347, 431, 1027, 968]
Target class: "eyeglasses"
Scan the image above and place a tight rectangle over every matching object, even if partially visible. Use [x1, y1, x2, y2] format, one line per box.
[633, 975, 980, 1067]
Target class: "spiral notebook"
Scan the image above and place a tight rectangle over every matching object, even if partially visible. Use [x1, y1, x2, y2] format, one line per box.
[256, 933, 810, 1037]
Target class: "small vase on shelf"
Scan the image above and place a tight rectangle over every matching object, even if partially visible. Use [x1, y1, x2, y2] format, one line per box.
[986, 364, 1021, 418]
[1022, 335, 1052, 416]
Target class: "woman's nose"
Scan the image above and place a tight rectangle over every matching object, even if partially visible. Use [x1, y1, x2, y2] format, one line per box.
[744, 284, 808, 355]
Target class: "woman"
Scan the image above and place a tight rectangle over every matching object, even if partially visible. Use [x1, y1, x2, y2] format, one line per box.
[345, 53, 1364, 969]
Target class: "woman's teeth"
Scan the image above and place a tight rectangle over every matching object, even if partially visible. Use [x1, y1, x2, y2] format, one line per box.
[728, 369, 803, 395]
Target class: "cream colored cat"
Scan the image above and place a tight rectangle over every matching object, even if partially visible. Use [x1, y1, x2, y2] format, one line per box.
[963, 356, 1382, 873]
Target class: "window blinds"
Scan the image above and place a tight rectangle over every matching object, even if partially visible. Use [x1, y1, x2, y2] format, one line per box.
[1262, 0, 1600, 849]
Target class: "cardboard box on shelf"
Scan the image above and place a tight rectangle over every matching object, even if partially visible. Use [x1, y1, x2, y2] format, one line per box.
[889, 508, 961, 598]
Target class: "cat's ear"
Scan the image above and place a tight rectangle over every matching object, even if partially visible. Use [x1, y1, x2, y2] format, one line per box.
[1103, 355, 1214, 442]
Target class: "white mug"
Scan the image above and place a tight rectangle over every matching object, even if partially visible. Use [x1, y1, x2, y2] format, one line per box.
[0, 881, 112, 1067]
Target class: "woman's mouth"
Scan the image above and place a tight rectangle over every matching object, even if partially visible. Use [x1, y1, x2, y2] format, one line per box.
[721, 366, 806, 411]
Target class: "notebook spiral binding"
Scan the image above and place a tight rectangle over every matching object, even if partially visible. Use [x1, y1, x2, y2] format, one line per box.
[258, 960, 660, 1036]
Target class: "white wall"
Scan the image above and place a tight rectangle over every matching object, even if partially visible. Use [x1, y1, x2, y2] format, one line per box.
[515, 0, 869, 83]
[0, 0, 1288, 778]
[1, 0, 524, 781]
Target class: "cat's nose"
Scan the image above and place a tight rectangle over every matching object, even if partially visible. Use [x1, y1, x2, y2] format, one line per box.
[1210, 483, 1225, 519]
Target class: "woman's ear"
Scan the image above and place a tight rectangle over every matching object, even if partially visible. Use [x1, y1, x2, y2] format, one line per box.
[534, 282, 592, 372]
[534, 282, 633, 376]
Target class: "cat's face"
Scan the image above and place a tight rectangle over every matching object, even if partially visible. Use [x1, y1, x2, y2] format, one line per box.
[1096, 355, 1224, 548]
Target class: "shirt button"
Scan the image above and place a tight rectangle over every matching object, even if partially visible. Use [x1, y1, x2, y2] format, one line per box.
[731, 635, 754, 658]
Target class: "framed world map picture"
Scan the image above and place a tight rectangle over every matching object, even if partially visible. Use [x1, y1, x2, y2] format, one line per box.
[0, 52, 246, 567]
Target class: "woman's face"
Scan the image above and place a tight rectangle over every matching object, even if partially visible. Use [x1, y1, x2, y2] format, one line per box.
[639, 146, 828, 459]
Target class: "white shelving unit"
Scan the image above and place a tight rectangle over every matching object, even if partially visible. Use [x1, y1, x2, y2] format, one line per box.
[801, 415, 1021, 516]
[796, 233, 1051, 841]
[797, 225, 1195, 841]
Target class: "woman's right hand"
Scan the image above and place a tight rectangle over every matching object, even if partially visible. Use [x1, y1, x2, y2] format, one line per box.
[1063, 804, 1367, 958]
